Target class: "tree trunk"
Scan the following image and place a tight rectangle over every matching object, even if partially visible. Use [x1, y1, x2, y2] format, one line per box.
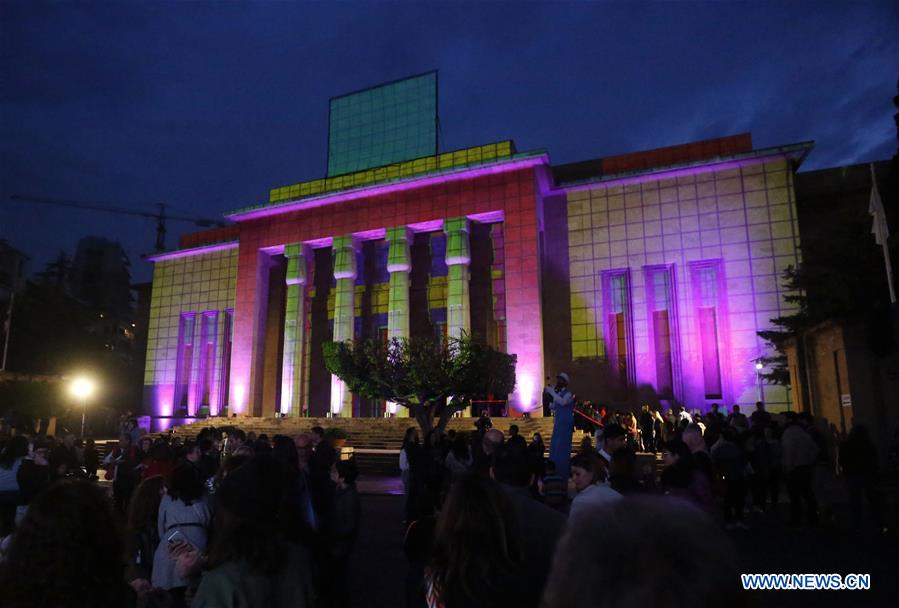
[409, 401, 434, 436]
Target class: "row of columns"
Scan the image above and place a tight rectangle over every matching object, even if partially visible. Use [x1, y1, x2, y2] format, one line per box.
[279, 218, 474, 417]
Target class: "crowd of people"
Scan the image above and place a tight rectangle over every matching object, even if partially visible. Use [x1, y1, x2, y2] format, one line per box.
[0, 419, 359, 608]
[0, 388, 893, 608]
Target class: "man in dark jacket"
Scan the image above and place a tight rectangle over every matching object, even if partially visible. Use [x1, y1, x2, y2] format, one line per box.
[492, 444, 566, 608]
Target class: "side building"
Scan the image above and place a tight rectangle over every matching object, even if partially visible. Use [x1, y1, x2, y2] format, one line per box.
[142, 128, 811, 427]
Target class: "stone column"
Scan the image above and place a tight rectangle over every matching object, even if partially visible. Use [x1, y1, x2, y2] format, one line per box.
[444, 217, 472, 339]
[280, 243, 311, 418]
[386, 226, 411, 417]
[330, 235, 358, 417]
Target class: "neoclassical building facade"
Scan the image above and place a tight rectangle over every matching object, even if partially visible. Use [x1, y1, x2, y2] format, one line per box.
[142, 131, 811, 422]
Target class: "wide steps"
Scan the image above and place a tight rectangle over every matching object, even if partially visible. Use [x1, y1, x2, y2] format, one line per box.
[160, 415, 589, 454]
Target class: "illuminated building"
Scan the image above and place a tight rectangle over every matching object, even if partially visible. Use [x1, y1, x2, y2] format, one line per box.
[142, 73, 811, 423]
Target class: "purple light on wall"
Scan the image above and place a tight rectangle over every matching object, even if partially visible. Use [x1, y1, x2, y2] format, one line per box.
[150, 384, 175, 418]
[144, 241, 238, 262]
[227, 157, 547, 221]
[554, 144, 810, 196]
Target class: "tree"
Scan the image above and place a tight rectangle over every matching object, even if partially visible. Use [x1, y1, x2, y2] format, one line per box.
[323, 334, 516, 435]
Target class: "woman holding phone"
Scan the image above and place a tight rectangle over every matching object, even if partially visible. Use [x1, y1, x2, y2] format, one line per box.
[152, 462, 210, 604]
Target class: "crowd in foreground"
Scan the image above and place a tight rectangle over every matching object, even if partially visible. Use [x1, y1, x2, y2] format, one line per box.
[0, 402, 893, 608]
[0, 420, 357, 608]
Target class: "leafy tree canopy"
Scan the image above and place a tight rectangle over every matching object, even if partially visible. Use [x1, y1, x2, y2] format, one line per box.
[323, 334, 516, 434]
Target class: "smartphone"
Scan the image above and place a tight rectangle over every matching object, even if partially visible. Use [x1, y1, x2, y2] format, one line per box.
[167, 530, 189, 546]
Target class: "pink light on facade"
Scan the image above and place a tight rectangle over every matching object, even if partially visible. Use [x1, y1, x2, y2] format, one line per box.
[517, 373, 536, 412]
[226, 156, 548, 222]
[233, 383, 246, 414]
[408, 219, 444, 233]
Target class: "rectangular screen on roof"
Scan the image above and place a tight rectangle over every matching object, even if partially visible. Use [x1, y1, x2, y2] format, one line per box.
[327, 71, 437, 177]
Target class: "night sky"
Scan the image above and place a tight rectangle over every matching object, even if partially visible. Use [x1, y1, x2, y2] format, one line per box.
[2, 1, 896, 283]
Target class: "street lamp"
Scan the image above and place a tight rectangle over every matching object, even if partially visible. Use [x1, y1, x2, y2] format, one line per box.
[70, 376, 96, 437]
[754, 362, 764, 403]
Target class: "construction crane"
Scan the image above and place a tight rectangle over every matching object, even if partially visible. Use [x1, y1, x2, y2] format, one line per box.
[8, 195, 229, 252]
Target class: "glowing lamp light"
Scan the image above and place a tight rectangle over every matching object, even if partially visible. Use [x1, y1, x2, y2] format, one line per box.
[70, 376, 96, 437]
[755, 362, 764, 370]
[387, 401, 398, 415]
[70, 377, 96, 400]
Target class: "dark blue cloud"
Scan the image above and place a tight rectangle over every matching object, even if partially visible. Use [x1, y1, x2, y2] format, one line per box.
[2, 1, 896, 281]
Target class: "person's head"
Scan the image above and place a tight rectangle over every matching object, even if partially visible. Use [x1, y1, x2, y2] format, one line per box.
[545, 459, 557, 475]
[732, 404, 740, 414]
[662, 439, 691, 468]
[508, 424, 519, 437]
[556, 372, 570, 389]
[720, 427, 737, 443]
[271, 435, 299, 472]
[542, 496, 746, 608]
[0, 480, 131, 608]
[85, 437, 95, 449]
[294, 433, 313, 468]
[602, 424, 627, 454]
[207, 455, 285, 574]
[331, 457, 359, 487]
[483, 428, 504, 456]
[570, 452, 604, 492]
[681, 424, 705, 453]
[139, 436, 152, 453]
[229, 429, 246, 447]
[755, 401, 765, 412]
[127, 475, 165, 531]
[579, 436, 594, 452]
[184, 440, 202, 464]
[402, 427, 419, 449]
[532, 432, 542, 444]
[451, 433, 471, 460]
[711, 403, 720, 413]
[430, 475, 521, 605]
[118, 433, 132, 450]
[480, 410, 489, 419]
[310, 426, 325, 445]
[165, 462, 205, 506]
[491, 444, 533, 487]
[0, 435, 28, 469]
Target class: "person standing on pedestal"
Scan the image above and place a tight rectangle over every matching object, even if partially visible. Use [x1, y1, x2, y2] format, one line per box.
[545, 373, 575, 481]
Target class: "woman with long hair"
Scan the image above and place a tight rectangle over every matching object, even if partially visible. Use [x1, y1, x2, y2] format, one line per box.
[0, 480, 134, 607]
[126, 475, 166, 592]
[178, 456, 315, 607]
[426, 475, 526, 608]
[151, 462, 210, 597]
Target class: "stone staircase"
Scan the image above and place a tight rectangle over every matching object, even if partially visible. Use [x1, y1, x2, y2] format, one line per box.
[160, 416, 592, 475]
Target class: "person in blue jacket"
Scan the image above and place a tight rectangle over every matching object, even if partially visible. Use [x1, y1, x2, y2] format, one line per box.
[545, 373, 575, 481]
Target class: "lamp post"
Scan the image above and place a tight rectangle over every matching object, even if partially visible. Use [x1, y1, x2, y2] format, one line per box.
[754, 362, 764, 403]
[70, 376, 96, 437]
